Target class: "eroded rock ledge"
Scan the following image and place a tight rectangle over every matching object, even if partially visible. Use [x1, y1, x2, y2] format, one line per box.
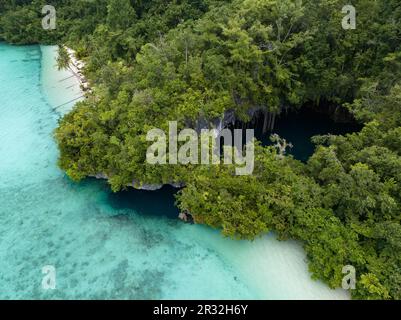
[90, 107, 271, 191]
[92, 174, 184, 191]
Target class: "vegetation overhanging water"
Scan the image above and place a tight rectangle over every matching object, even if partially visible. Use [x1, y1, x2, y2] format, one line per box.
[0, 42, 350, 299]
[1, 0, 400, 300]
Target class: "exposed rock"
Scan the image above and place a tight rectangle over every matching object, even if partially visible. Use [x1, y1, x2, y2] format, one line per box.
[194, 109, 237, 135]
[194, 106, 278, 136]
[91, 107, 275, 192]
[178, 212, 188, 221]
[131, 180, 185, 191]
[63, 46, 92, 94]
[178, 211, 194, 224]
[94, 173, 108, 179]
[169, 182, 185, 189]
[91, 174, 184, 191]
[132, 180, 164, 191]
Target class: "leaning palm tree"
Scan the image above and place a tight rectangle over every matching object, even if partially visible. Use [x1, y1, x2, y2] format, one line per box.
[56, 45, 70, 71]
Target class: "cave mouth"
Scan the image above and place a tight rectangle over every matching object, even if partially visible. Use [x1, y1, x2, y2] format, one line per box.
[106, 107, 361, 219]
[107, 183, 181, 220]
[228, 105, 362, 162]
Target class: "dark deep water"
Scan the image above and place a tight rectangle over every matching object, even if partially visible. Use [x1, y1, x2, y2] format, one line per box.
[108, 185, 180, 220]
[111, 106, 362, 222]
[0, 43, 349, 299]
[255, 107, 361, 162]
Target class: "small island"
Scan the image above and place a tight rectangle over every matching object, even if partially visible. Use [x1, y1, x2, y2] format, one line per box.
[0, 0, 400, 301]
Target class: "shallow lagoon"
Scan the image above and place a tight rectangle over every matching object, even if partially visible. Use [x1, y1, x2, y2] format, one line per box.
[0, 43, 349, 299]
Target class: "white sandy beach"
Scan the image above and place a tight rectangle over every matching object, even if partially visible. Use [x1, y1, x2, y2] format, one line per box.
[40, 45, 85, 115]
[34, 44, 350, 300]
[194, 230, 351, 300]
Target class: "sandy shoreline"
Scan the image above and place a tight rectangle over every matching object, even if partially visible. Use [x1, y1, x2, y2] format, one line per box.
[64, 46, 91, 92]
[34, 43, 351, 300]
[40, 45, 85, 115]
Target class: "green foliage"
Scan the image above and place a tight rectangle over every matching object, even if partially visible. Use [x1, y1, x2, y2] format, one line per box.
[357, 273, 391, 300]
[2, 0, 401, 299]
[56, 45, 69, 70]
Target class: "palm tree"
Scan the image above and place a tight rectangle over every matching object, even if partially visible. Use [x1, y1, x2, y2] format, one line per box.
[56, 45, 70, 71]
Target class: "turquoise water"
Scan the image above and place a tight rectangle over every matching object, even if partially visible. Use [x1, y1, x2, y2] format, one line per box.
[0, 43, 349, 300]
[40, 45, 85, 114]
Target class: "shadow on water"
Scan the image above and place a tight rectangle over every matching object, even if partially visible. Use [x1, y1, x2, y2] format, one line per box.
[107, 184, 180, 220]
[97, 107, 361, 218]
[254, 107, 362, 162]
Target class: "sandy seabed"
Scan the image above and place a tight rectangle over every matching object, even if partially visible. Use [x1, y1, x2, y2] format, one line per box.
[0, 43, 349, 300]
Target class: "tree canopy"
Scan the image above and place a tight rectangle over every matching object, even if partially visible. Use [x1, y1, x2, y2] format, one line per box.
[1, 0, 400, 299]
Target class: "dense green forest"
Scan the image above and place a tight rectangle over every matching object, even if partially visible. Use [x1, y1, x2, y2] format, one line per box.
[1, 0, 400, 299]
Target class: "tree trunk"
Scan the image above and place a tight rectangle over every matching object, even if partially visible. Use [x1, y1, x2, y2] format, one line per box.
[262, 112, 269, 134]
[270, 113, 276, 131]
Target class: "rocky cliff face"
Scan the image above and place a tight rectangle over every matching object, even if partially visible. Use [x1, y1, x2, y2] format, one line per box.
[92, 174, 184, 191]
[194, 109, 237, 135]
[92, 108, 272, 191]
[132, 180, 185, 191]
[195, 107, 270, 135]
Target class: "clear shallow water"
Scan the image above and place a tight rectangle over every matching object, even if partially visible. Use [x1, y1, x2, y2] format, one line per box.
[40, 45, 85, 115]
[0, 43, 349, 300]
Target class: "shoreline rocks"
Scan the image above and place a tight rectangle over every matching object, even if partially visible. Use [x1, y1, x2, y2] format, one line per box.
[91, 174, 185, 191]
[178, 211, 194, 224]
[63, 46, 92, 93]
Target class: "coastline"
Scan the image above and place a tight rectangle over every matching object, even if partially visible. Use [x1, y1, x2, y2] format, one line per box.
[196, 230, 351, 300]
[37, 43, 350, 300]
[63, 46, 91, 92]
[0, 42, 352, 299]
[40, 45, 85, 115]
[40, 45, 349, 300]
